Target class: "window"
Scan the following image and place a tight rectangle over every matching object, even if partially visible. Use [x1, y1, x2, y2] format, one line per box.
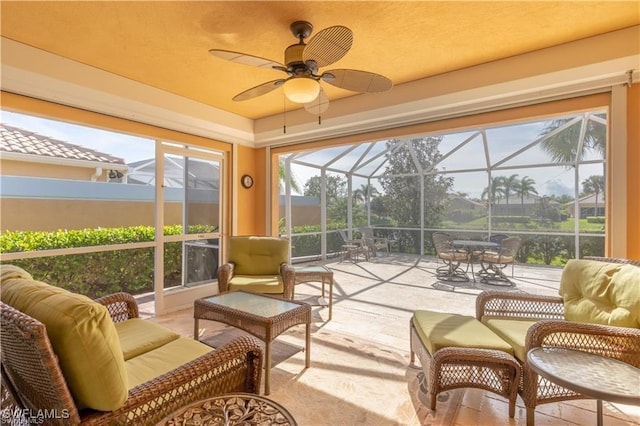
[279, 110, 606, 265]
[1, 111, 225, 311]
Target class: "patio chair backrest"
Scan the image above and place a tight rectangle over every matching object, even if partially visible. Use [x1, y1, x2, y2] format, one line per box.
[432, 232, 454, 256]
[489, 234, 509, 245]
[498, 237, 521, 259]
[359, 227, 375, 240]
[338, 229, 361, 244]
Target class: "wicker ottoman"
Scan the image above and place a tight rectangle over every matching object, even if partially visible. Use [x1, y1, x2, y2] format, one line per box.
[409, 311, 521, 417]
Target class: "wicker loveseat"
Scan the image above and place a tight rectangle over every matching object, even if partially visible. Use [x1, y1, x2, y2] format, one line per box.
[0, 265, 263, 425]
[476, 257, 640, 425]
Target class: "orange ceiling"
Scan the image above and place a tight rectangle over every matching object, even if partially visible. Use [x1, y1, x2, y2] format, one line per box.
[1, 1, 638, 120]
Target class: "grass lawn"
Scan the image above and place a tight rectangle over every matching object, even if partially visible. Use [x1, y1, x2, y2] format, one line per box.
[442, 217, 604, 233]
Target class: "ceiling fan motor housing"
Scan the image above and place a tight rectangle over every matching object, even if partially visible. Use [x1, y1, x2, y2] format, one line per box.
[285, 44, 306, 70]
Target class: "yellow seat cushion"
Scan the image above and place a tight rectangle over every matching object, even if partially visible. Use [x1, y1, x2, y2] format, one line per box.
[412, 310, 513, 355]
[228, 275, 283, 294]
[481, 317, 539, 362]
[0, 275, 128, 411]
[126, 337, 213, 389]
[560, 259, 640, 328]
[114, 318, 181, 360]
[229, 236, 288, 275]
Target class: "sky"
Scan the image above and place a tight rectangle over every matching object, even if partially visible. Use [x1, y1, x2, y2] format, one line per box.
[1, 111, 154, 163]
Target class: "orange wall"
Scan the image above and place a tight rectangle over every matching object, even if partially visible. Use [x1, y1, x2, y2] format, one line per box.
[235, 145, 266, 236]
[628, 83, 640, 260]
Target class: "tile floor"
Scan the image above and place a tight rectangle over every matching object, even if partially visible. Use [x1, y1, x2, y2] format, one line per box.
[145, 254, 640, 425]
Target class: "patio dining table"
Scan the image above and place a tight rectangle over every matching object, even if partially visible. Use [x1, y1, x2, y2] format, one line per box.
[452, 240, 499, 282]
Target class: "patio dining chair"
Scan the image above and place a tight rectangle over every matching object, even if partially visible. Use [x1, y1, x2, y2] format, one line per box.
[338, 229, 370, 262]
[358, 226, 390, 257]
[488, 234, 512, 275]
[479, 236, 521, 285]
[432, 232, 469, 282]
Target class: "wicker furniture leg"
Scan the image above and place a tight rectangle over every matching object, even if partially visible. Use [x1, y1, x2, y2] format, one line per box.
[410, 321, 521, 417]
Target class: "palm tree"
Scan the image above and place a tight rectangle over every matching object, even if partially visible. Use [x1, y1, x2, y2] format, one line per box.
[515, 176, 538, 217]
[501, 174, 519, 216]
[278, 159, 301, 194]
[538, 113, 606, 165]
[481, 176, 505, 207]
[582, 175, 605, 216]
[353, 183, 379, 208]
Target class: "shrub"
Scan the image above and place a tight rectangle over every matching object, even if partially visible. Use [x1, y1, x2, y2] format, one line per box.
[586, 216, 605, 224]
[0, 225, 214, 298]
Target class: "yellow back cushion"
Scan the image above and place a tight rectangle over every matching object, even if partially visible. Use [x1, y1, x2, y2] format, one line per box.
[229, 236, 289, 275]
[0, 264, 33, 281]
[0, 270, 128, 411]
[560, 259, 640, 328]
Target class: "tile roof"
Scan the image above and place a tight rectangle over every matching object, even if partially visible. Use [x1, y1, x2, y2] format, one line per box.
[0, 123, 125, 165]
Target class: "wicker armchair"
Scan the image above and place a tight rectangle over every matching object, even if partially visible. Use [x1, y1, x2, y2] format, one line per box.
[1, 292, 263, 425]
[218, 236, 295, 299]
[476, 258, 640, 426]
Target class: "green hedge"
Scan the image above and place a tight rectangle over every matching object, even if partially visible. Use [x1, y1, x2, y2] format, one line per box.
[586, 216, 605, 224]
[289, 224, 347, 257]
[0, 225, 214, 298]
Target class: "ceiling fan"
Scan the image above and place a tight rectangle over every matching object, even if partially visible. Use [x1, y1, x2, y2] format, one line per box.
[209, 21, 393, 115]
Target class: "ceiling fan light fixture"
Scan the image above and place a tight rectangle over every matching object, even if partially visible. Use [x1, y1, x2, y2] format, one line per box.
[283, 77, 320, 103]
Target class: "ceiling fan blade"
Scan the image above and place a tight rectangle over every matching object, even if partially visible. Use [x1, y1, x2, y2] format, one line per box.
[304, 87, 330, 115]
[232, 79, 285, 102]
[209, 49, 283, 70]
[303, 26, 353, 68]
[322, 69, 393, 93]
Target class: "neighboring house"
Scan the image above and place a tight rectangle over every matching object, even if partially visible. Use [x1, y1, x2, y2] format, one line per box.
[492, 194, 553, 217]
[0, 123, 127, 182]
[566, 193, 605, 218]
[447, 194, 485, 211]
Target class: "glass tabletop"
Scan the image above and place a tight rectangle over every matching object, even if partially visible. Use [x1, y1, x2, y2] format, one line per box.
[202, 291, 302, 317]
[293, 265, 331, 273]
[453, 240, 499, 248]
[527, 347, 640, 405]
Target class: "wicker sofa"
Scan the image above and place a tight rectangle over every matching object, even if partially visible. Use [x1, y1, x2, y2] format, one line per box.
[476, 257, 640, 425]
[0, 265, 263, 425]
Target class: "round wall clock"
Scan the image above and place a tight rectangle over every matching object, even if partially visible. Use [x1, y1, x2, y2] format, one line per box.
[241, 174, 254, 189]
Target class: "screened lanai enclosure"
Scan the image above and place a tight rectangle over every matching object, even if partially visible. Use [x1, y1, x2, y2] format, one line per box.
[279, 109, 607, 266]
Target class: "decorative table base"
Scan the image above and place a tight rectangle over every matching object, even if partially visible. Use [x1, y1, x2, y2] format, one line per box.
[159, 392, 297, 426]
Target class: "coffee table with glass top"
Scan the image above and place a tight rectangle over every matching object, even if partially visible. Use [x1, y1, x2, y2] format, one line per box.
[194, 291, 311, 395]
